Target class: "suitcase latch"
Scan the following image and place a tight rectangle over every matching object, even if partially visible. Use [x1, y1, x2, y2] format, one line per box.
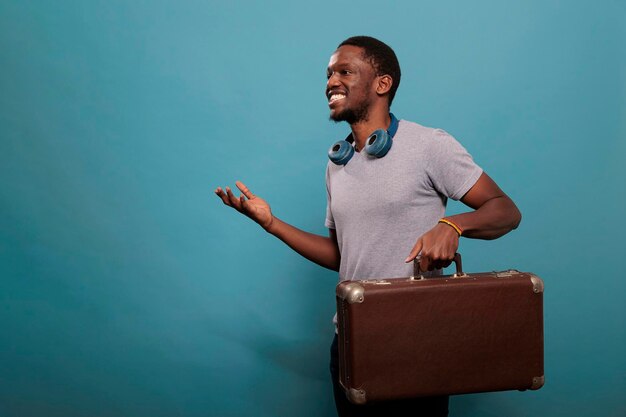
[360, 279, 391, 285]
[495, 269, 519, 278]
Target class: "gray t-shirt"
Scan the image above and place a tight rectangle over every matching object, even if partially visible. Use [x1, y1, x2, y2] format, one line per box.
[325, 119, 483, 281]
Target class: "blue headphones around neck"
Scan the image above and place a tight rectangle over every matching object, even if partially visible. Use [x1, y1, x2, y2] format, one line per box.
[328, 113, 399, 165]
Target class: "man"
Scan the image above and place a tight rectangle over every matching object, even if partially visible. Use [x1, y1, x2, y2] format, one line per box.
[215, 36, 521, 417]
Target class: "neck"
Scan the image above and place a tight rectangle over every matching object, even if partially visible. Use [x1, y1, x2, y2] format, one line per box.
[350, 110, 391, 152]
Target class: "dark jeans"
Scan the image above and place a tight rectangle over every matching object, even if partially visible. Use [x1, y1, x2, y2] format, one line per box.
[330, 335, 449, 417]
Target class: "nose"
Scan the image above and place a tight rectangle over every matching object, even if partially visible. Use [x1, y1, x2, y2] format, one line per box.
[326, 72, 341, 90]
[326, 73, 340, 94]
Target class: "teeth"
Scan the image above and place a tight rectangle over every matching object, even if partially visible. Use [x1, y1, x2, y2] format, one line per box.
[329, 94, 346, 103]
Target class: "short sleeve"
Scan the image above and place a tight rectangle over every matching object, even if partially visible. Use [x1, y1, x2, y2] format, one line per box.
[426, 129, 483, 200]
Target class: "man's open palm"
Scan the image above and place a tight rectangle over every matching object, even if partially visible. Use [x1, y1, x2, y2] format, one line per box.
[215, 181, 273, 230]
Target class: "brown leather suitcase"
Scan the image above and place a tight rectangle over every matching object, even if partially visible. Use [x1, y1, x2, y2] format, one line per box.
[335, 254, 544, 405]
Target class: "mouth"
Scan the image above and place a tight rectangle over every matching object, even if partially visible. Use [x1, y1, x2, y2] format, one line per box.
[327, 91, 346, 106]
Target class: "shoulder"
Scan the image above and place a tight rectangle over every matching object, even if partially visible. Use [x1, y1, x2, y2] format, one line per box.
[395, 119, 435, 138]
[397, 118, 478, 168]
[395, 119, 463, 150]
[325, 160, 340, 181]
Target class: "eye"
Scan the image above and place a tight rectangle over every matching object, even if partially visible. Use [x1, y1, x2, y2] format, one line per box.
[326, 69, 352, 79]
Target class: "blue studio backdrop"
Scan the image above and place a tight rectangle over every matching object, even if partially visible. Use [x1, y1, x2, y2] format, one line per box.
[1, 1, 624, 416]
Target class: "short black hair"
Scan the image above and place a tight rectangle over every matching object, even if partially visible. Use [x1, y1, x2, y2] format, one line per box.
[338, 36, 401, 106]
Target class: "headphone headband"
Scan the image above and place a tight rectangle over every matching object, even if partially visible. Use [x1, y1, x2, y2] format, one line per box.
[344, 113, 399, 144]
[387, 113, 399, 138]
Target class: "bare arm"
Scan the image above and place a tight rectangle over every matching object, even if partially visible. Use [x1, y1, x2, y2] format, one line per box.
[215, 181, 340, 271]
[449, 172, 521, 239]
[405, 172, 521, 271]
[267, 219, 340, 271]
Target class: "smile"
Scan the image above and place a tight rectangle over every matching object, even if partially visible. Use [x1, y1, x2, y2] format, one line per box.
[328, 93, 346, 104]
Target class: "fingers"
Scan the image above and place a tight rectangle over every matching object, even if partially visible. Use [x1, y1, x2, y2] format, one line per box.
[235, 181, 255, 200]
[406, 240, 455, 271]
[225, 187, 243, 210]
[215, 181, 254, 207]
[405, 239, 423, 263]
[214, 187, 233, 207]
[407, 223, 459, 271]
[431, 258, 453, 271]
[422, 252, 455, 271]
[419, 250, 455, 271]
[420, 255, 431, 272]
[416, 254, 447, 272]
[215, 186, 245, 211]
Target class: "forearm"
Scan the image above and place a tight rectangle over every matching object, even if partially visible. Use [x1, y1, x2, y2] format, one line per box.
[447, 195, 521, 240]
[265, 216, 340, 271]
[405, 173, 521, 266]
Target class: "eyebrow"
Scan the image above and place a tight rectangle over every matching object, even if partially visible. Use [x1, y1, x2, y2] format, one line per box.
[327, 62, 353, 72]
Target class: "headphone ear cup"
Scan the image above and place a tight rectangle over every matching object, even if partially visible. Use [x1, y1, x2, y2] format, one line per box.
[364, 129, 392, 158]
[328, 140, 355, 165]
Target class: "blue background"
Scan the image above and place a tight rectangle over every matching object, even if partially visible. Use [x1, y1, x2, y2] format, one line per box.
[1, 1, 624, 416]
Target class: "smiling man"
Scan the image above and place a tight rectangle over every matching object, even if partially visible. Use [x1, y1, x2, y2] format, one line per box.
[215, 36, 521, 417]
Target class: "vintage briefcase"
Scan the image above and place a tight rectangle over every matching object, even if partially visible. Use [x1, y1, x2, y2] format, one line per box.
[336, 254, 544, 405]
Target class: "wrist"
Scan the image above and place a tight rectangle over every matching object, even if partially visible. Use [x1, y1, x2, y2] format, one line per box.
[262, 215, 276, 234]
[438, 218, 463, 237]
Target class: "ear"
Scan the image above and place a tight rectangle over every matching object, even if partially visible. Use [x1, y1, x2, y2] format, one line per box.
[375, 75, 393, 96]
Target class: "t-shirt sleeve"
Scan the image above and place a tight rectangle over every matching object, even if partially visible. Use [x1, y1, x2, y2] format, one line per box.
[324, 164, 336, 229]
[426, 129, 483, 201]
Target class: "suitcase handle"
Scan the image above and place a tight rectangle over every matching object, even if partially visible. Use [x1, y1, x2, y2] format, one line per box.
[413, 252, 467, 279]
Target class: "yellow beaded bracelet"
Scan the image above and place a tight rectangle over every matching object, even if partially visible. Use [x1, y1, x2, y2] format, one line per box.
[438, 218, 463, 236]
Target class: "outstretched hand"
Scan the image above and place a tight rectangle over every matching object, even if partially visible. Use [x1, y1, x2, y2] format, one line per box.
[405, 223, 459, 271]
[214, 181, 274, 230]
